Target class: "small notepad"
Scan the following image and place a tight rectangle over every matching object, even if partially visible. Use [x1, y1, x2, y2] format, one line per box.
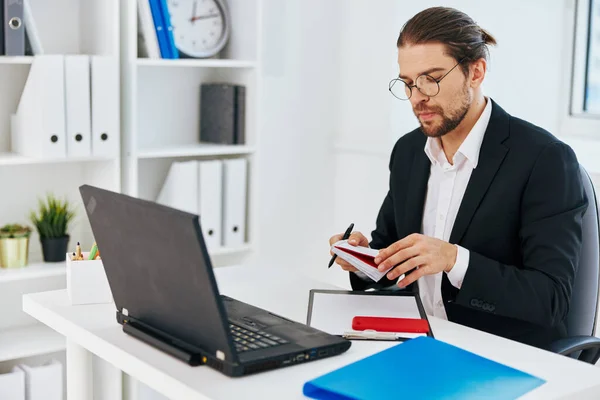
[331, 240, 392, 281]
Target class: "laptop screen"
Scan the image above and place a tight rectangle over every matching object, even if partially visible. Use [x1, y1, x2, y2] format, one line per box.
[79, 184, 238, 363]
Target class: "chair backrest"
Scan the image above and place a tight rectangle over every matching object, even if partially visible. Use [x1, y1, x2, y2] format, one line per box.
[567, 166, 600, 337]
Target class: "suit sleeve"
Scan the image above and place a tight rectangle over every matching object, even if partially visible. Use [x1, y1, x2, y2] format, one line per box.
[349, 142, 402, 291]
[456, 141, 588, 328]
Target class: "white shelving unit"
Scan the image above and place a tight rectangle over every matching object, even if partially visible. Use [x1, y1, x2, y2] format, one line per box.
[0, 152, 117, 166]
[120, 0, 262, 267]
[0, 0, 263, 390]
[0, 0, 120, 382]
[0, 262, 66, 284]
[0, 325, 66, 363]
[136, 58, 257, 69]
[137, 143, 256, 159]
[0, 56, 34, 65]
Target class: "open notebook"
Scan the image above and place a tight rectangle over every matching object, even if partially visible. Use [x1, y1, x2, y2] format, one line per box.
[330, 240, 393, 281]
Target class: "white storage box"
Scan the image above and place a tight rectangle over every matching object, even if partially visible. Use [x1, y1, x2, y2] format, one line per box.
[66, 252, 113, 305]
[0, 367, 25, 400]
[19, 360, 62, 400]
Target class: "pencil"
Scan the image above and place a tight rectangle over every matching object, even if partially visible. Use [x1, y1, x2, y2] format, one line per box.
[89, 242, 98, 260]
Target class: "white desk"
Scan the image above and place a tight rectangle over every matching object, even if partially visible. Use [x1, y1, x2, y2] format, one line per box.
[23, 265, 600, 400]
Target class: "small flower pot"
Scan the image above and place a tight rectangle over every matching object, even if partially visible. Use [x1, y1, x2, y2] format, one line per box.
[0, 237, 29, 268]
[40, 235, 70, 262]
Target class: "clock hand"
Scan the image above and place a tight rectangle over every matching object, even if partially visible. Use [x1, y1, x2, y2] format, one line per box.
[190, 0, 198, 23]
[190, 13, 220, 22]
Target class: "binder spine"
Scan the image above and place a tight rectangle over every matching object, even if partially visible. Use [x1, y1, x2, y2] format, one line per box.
[4, 0, 24, 56]
[0, 0, 4, 55]
[234, 86, 246, 144]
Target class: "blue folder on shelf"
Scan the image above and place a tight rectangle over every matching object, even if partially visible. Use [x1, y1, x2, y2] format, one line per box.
[158, 0, 179, 59]
[303, 336, 546, 400]
[148, 0, 179, 59]
[148, 0, 169, 58]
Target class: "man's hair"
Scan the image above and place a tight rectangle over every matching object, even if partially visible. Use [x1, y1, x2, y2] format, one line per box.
[396, 7, 497, 75]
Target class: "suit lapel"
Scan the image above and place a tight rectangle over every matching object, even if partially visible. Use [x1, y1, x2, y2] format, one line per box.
[403, 148, 430, 237]
[449, 101, 510, 244]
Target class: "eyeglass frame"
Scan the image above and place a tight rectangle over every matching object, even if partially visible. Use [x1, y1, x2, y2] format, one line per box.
[388, 56, 467, 100]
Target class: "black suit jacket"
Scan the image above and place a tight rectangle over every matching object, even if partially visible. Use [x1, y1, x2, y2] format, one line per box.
[350, 99, 588, 350]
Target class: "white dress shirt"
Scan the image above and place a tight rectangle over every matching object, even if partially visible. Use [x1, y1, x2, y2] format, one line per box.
[354, 97, 492, 320]
[419, 97, 492, 319]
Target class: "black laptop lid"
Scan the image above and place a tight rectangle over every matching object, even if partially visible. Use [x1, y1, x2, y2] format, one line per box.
[79, 185, 237, 363]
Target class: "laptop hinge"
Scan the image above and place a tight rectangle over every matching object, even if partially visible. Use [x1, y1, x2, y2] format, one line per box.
[122, 319, 205, 366]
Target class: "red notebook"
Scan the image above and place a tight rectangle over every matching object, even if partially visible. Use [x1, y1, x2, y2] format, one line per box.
[331, 241, 391, 281]
[352, 316, 430, 333]
[333, 245, 378, 268]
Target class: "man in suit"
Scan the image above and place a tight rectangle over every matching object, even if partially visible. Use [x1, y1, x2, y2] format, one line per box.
[329, 7, 588, 350]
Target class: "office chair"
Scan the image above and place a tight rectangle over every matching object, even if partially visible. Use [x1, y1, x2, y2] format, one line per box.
[548, 166, 600, 364]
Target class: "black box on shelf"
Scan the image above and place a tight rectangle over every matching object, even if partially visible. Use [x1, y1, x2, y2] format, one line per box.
[199, 83, 246, 145]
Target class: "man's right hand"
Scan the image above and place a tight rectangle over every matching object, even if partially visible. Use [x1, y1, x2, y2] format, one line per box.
[328, 231, 370, 272]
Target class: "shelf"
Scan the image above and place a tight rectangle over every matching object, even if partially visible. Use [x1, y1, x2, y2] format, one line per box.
[210, 244, 253, 257]
[0, 324, 65, 362]
[0, 246, 250, 283]
[0, 262, 66, 284]
[0, 56, 34, 65]
[137, 144, 256, 159]
[136, 58, 256, 69]
[0, 152, 117, 166]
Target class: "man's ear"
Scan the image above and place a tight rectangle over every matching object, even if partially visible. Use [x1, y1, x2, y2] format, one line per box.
[469, 58, 487, 89]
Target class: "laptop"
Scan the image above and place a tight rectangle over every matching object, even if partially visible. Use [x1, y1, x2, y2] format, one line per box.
[79, 184, 351, 377]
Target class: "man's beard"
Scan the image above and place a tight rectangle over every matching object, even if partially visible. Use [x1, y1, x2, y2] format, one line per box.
[416, 86, 471, 138]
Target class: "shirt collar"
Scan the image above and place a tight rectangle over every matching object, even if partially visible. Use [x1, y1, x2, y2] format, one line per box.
[424, 97, 492, 169]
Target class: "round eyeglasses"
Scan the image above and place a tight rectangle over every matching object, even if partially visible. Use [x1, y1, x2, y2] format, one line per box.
[389, 58, 465, 100]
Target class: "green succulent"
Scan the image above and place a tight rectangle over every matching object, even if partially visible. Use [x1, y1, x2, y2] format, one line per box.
[0, 224, 32, 239]
[29, 194, 76, 239]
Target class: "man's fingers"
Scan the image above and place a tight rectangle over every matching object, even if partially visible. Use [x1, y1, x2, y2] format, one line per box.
[337, 259, 357, 272]
[347, 232, 368, 246]
[336, 258, 352, 267]
[329, 234, 343, 246]
[376, 245, 420, 272]
[376, 234, 421, 264]
[387, 255, 427, 280]
[397, 267, 427, 288]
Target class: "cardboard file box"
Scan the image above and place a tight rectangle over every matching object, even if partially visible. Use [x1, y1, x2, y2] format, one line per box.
[66, 252, 113, 305]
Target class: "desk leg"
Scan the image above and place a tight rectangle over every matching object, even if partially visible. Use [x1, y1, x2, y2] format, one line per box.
[122, 373, 139, 400]
[66, 339, 93, 400]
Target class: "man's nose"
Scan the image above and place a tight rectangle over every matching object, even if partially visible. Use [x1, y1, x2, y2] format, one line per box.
[410, 89, 430, 109]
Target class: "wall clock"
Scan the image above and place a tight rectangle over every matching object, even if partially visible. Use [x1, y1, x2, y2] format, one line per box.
[167, 0, 231, 58]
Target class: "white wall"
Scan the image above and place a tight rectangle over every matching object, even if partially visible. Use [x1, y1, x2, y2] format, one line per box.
[257, 0, 346, 282]
[258, 0, 574, 288]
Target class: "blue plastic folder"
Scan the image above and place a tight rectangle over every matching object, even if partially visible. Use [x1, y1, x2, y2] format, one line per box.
[303, 336, 546, 400]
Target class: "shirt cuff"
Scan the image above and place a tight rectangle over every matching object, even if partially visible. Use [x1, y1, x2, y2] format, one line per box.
[446, 245, 469, 289]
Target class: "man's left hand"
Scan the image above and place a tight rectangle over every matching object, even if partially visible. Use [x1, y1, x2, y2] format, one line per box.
[374, 234, 457, 288]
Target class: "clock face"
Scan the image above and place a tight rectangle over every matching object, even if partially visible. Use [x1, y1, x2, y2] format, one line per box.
[167, 0, 227, 58]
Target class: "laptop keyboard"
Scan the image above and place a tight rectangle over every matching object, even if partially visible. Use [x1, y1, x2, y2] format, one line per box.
[229, 323, 289, 353]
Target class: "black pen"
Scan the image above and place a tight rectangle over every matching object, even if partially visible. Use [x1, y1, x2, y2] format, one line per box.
[328, 223, 354, 268]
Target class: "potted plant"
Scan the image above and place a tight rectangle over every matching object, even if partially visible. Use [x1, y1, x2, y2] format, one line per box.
[30, 194, 75, 262]
[0, 224, 32, 268]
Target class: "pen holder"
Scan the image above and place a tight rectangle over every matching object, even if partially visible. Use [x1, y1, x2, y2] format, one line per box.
[66, 252, 113, 305]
